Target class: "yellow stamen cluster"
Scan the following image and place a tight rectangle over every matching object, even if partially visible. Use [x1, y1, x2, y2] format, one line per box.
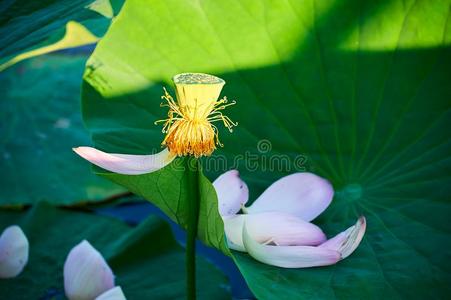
[156, 73, 237, 157]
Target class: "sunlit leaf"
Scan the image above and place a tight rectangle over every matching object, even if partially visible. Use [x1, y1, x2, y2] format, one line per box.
[81, 0, 451, 298]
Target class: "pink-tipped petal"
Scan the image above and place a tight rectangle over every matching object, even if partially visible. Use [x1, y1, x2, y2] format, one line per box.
[245, 173, 334, 221]
[339, 216, 366, 259]
[95, 287, 126, 300]
[318, 230, 349, 250]
[319, 216, 367, 259]
[73, 147, 175, 175]
[0, 225, 29, 278]
[64, 240, 115, 300]
[224, 212, 326, 252]
[242, 222, 340, 268]
[213, 170, 249, 216]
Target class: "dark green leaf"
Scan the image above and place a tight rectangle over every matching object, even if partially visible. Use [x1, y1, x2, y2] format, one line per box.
[101, 157, 230, 255]
[0, 54, 124, 205]
[0, 0, 124, 70]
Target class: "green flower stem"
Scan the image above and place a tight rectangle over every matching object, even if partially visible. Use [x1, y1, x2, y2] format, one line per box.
[186, 157, 200, 300]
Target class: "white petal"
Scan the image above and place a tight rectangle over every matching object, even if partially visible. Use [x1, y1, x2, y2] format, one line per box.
[64, 240, 115, 300]
[245, 173, 334, 221]
[73, 147, 175, 175]
[0, 225, 29, 278]
[222, 215, 245, 251]
[242, 222, 340, 268]
[213, 170, 249, 216]
[95, 286, 126, 300]
[224, 212, 326, 252]
[320, 216, 366, 259]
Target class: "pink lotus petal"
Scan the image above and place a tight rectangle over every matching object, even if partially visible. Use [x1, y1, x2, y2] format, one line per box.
[0, 225, 29, 278]
[245, 173, 334, 221]
[213, 170, 249, 216]
[95, 286, 126, 300]
[224, 212, 326, 252]
[318, 230, 349, 250]
[73, 147, 175, 175]
[64, 240, 115, 300]
[242, 222, 340, 268]
[320, 216, 366, 259]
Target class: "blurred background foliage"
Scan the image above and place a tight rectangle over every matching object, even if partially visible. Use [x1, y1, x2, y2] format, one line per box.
[0, 202, 230, 298]
[0, 54, 124, 205]
[0, 0, 124, 70]
[0, 0, 450, 299]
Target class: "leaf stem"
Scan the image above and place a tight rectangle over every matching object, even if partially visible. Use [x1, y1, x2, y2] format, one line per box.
[186, 157, 200, 300]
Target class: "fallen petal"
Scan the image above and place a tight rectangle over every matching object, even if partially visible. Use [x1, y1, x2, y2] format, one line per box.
[242, 222, 340, 268]
[64, 240, 115, 300]
[95, 286, 126, 300]
[245, 173, 334, 222]
[339, 216, 366, 259]
[213, 170, 249, 216]
[0, 225, 29, 278]
[320, 216, 366, 259]
[73, 147, 175, 175]
[224, 212, 326, 252]
[318, 229, 350, 251]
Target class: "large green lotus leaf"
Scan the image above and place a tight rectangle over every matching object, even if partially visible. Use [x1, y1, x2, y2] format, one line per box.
[0, 54, 124, 205]
[81, 0, 451, 298]
[0, 202, 229, 299]
[0, 0, 124, 71]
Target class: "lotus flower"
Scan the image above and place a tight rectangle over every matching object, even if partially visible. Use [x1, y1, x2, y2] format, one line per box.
[214, 170, 366, 268]
[74, 73, 236, 170]
[156, 73, 237, 157]
[64, 240, 115, 300]
[0, 225, 29, 278]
